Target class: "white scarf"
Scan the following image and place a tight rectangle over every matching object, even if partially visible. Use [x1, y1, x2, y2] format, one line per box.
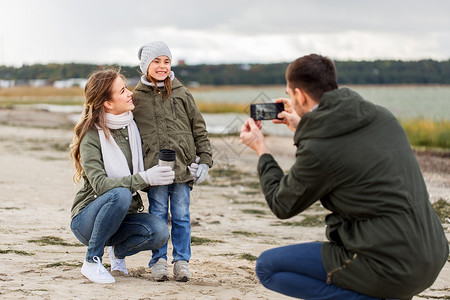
[96, 111, 144, 178]
[140, 71, 175, 87]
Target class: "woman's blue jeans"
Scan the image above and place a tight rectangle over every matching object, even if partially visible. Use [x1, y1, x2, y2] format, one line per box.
[147, 182, 191, 267]
[71, 187, 169, 263]
[255, 242, 380, 300]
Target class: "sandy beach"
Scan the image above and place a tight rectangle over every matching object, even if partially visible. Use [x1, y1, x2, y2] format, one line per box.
[0, 108, 448, 300]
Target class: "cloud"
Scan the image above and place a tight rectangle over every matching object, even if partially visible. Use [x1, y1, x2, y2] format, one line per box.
[0, 0, 449, 66]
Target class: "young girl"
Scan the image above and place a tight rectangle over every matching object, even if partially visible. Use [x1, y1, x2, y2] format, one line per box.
[132, 41, 213, 282]
[70, 69, 174, 284]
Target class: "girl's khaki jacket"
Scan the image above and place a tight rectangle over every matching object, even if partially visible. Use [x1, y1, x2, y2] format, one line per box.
[132, 78, 213, 186]
[71, 127, 148, 220]
[257, 88, 448, 299]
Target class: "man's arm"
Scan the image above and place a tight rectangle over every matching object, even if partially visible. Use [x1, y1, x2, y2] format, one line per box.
[258, 147, 328, 219]
[240, 116, 328, 219]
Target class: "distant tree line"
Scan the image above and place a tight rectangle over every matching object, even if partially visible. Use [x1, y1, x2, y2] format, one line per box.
[1, 59, 450, 85]
[0, 63, 139, 83]
[174, 60, 450, 85]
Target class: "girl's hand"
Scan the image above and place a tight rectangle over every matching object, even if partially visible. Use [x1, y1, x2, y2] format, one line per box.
[195, 164, 209, 184]
[188, 157, 200, 179]
[189, 157, 209, 184]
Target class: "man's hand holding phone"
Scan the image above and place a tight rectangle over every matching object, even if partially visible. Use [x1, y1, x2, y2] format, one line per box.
[272, 98, 301, 132]
[239, 118, 270, 157]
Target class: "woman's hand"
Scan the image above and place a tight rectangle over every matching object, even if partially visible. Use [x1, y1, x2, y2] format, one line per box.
[142, 165, 175, 186]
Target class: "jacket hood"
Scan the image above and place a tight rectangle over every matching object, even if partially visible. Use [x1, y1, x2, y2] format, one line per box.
[294, 87, 377, 144]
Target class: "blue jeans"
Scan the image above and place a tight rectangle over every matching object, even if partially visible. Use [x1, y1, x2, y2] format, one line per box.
[255, 242, 381, 300]
[147, 183, 191, 267]
[71, 187, 169, 263]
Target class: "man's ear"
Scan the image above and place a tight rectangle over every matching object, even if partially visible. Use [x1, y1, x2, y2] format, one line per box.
[294, 88, 307, 105]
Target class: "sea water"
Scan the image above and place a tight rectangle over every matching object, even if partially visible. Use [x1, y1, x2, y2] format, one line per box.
[193, 85, 450, 135]
[43, 85, 449, 136]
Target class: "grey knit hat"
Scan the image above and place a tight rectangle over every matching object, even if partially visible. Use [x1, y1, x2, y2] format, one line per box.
[138, 41, 172, 74]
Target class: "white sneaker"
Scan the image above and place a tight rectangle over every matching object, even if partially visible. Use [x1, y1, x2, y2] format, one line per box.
[108, 246, 128, 275]
[152, 258, 169, 281]
[173, 260, 192, 282]
[81, 256, 115, 283]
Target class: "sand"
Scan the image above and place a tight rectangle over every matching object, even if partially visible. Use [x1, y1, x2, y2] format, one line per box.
[0, 108, 448, 299]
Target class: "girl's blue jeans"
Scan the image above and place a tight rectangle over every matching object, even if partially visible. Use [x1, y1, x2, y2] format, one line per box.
[71, 187, 169, 263]
[147, 182, 191, 267]
[255, 242, 381, 300]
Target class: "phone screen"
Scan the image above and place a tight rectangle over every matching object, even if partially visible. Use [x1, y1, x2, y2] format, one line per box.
[250, 103, 285, 120]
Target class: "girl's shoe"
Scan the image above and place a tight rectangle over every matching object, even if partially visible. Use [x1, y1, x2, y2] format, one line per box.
[81, 256, 115, 283]
[173, 260, 192, 282]
[152, 258, 169, 281]
[108, 246, 128, 275]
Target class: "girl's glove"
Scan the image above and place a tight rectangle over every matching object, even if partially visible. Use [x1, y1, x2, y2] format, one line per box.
[195, 164, 209, 184]
[139, 165, 175, 186]
[188, 157, 209, 184]
[188, 157, 200, 179]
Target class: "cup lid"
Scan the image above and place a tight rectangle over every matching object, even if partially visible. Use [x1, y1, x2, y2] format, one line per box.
[159, 149, 175, 161]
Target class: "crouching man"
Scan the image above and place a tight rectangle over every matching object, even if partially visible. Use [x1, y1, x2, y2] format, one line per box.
[240, 54, 448, 300]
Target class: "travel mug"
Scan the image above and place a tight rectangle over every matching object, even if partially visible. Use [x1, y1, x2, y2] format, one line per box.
[158, 149, 176, 169]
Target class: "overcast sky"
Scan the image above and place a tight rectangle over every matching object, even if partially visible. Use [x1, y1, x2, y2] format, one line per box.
[1, 0, 449, 67]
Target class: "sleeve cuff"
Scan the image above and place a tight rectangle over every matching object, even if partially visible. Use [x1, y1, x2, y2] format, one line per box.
[138, 171, 148, 185]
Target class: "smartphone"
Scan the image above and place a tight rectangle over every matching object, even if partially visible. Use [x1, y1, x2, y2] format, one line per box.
[250, 103, 285, 121]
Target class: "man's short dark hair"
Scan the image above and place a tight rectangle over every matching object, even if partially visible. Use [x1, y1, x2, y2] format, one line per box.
[286, 54, 338, 101]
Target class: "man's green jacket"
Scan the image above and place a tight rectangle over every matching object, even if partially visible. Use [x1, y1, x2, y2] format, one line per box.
[258, 87, 448, 299]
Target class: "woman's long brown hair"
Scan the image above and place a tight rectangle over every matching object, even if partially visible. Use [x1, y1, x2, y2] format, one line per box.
[69, 68, 123, 183]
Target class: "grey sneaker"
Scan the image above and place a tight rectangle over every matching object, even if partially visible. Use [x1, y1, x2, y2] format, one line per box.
[152, 258, 169, 281]
[173, 260, 192, 282]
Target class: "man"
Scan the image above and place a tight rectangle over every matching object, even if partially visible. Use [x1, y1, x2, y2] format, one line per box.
[240, 54, 448, 300]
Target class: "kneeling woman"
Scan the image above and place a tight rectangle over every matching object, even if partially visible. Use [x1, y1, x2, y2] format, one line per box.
[70, 69, 174, 283]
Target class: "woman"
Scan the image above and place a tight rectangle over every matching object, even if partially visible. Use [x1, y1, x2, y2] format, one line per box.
[69, 68, 174, 283]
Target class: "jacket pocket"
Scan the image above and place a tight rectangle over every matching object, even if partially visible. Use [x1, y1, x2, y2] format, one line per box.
[179, 140, 193, 163]
[141, 134, 158, 168]
[177, 132, 196, 164]
[325, 213, 344, 245]
[172, 98, 191, 129]
[171, 99, 177, 120]
[142, 140, 151, 158]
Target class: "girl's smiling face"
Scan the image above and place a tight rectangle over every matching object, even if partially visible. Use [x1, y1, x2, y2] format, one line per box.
[147, 55, 171, 81]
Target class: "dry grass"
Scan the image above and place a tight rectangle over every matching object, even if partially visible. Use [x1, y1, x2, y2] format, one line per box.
[401, 119, 450, 149]
[197, 101, 248, 114]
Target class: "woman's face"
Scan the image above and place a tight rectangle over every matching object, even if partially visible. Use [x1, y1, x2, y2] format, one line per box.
[147, 55, 171, 81]
[104, 76, 134, 115]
